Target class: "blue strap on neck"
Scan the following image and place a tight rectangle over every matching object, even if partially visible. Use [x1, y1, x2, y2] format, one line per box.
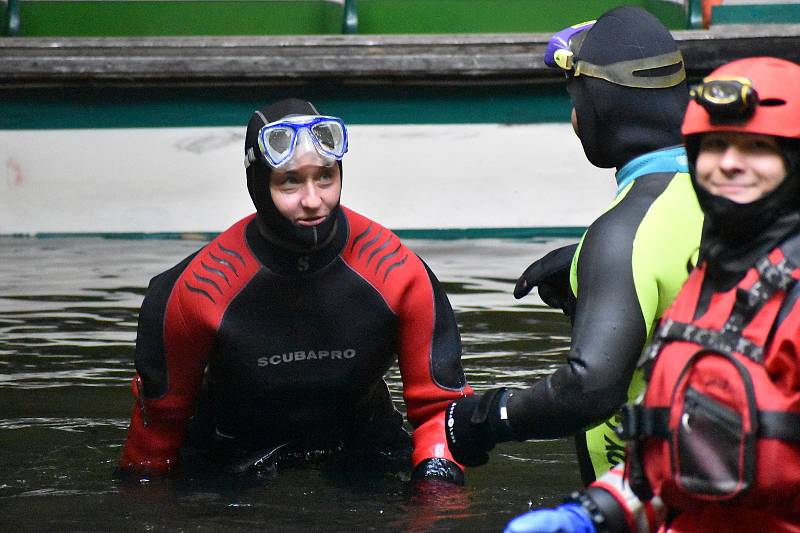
[615, 146, 688, 194]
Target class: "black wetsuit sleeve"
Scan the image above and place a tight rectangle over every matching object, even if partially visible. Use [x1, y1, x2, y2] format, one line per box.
[135, 251, 199, 397]
[506, 204, 648, 438]
[422, 260, 467, 390]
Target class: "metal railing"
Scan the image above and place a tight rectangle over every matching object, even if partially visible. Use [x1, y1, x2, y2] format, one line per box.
[342, 0, 358, 34]
[3, 0, 20, 36]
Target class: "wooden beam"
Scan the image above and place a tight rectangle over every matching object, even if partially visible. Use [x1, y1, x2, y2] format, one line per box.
[0, 24, 798, 87]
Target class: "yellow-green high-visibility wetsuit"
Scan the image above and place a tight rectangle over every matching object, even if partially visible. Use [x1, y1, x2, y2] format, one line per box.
[506, 146, 703, 483]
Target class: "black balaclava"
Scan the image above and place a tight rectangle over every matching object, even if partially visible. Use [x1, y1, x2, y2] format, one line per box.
[244, 98, 342, 252]
[687, 136, 800, 290]
[567, 6, 689, 169]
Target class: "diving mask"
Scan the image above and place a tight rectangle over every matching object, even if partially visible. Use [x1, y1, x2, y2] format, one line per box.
[544, 20, 596, 71]
[544, 20, 685, 89]
[245, 114, 348, 171]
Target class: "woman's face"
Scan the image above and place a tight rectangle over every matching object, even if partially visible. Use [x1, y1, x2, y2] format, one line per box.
[269, 162, 341, 227]
[695, 132, 787, 204]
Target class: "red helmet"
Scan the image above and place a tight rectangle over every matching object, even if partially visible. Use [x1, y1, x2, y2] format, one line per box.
[682, 56, 800, 140]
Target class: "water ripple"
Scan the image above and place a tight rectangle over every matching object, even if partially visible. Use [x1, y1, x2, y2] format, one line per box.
[0, 417, 128, 431]
[0, 236, 583, 531]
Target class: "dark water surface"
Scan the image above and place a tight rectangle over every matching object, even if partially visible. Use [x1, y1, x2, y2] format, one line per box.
[0, 237, 581, 532]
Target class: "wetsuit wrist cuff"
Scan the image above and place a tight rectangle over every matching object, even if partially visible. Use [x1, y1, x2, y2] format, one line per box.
[411, 457, 465, 485]
[494, 389, 517, 442]
[566, 487, 631, 533]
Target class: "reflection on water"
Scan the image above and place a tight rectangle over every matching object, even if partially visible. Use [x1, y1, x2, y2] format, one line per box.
[0, 236, 581, 531]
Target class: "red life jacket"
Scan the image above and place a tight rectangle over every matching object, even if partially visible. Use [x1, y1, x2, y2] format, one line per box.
[620, 238, 800, 517]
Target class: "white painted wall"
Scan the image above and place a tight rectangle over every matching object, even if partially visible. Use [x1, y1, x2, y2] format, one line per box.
[0, 123, 615, 234]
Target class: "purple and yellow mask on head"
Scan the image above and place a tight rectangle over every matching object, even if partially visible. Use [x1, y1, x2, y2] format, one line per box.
[544, 20, 596, 72]
[544, 19, 685, 89]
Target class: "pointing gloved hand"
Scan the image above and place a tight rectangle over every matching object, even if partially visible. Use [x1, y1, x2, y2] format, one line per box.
[444, 388, 516, 467]
[514, 243, 578, 318]
[503, 503, 595, 533]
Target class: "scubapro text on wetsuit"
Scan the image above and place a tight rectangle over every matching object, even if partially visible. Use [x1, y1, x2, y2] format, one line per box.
[257, 349, 357, 367]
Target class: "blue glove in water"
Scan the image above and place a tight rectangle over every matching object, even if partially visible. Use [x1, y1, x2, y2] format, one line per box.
[503, 503, 595, 533]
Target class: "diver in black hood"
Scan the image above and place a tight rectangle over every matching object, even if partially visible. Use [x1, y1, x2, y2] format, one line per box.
[117, 98, 473, 485]
[444, 6, 704, 484]
[245, 98, 341, 252]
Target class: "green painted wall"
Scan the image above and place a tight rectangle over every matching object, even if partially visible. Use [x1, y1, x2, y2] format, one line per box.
[10, 1, 344, 37]
[356, 0, 687, 33]
[4, 0, 689, 37]
[644, 0, 689, 29]
[0, 83, 574, 129]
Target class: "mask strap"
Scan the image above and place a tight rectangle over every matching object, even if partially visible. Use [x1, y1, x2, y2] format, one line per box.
[574, 50, 686, 89]
[244, 110, 270, 169]
[244, 147, 256, 169]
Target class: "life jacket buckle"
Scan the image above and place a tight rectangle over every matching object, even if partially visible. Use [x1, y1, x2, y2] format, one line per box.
[616, 404, 640, 441]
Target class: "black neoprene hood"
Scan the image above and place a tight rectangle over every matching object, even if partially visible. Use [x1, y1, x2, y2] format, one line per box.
[244, 98, 342, 251]
[567, 6, 688, 169]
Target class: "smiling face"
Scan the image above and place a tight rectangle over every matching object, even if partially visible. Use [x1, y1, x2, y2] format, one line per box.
[695, 132, 787, 204]
[269, 162, 342, 227]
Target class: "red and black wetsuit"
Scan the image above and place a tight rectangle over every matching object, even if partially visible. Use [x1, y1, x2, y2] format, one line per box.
[118, 206, 472, 482]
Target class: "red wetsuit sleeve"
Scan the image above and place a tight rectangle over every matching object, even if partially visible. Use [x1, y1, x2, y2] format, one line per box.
[339, 207, 473, 469]
[118, 216, 260, 476]
[117, 293, 218, 476]
[118, 266, 220, 476]
[397, 259, 475, 467]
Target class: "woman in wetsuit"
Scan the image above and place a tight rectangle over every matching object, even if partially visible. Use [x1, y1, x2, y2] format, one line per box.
[116, 98, 473, 484]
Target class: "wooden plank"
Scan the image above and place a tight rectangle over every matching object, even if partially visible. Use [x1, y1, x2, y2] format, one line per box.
[0, 24, 798, 86]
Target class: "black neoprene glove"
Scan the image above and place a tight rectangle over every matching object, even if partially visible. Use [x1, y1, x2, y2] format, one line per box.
[444, 388, 516, 467]
[411, 457, 465, 485]
[514, 243, 578, 318]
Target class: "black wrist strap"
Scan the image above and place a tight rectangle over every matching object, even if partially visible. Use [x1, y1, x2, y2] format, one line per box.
[494, 389, 517, 441]
[567, 486, 632, 533]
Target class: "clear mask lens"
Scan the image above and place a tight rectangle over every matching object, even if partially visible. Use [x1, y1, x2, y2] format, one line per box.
[264, 127, 293, 163]
[311, 121, 345, 156]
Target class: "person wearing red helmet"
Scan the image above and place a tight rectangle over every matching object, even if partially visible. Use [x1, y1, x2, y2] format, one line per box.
[115, 98, 473, 485]
[499, 56, 800, 533]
